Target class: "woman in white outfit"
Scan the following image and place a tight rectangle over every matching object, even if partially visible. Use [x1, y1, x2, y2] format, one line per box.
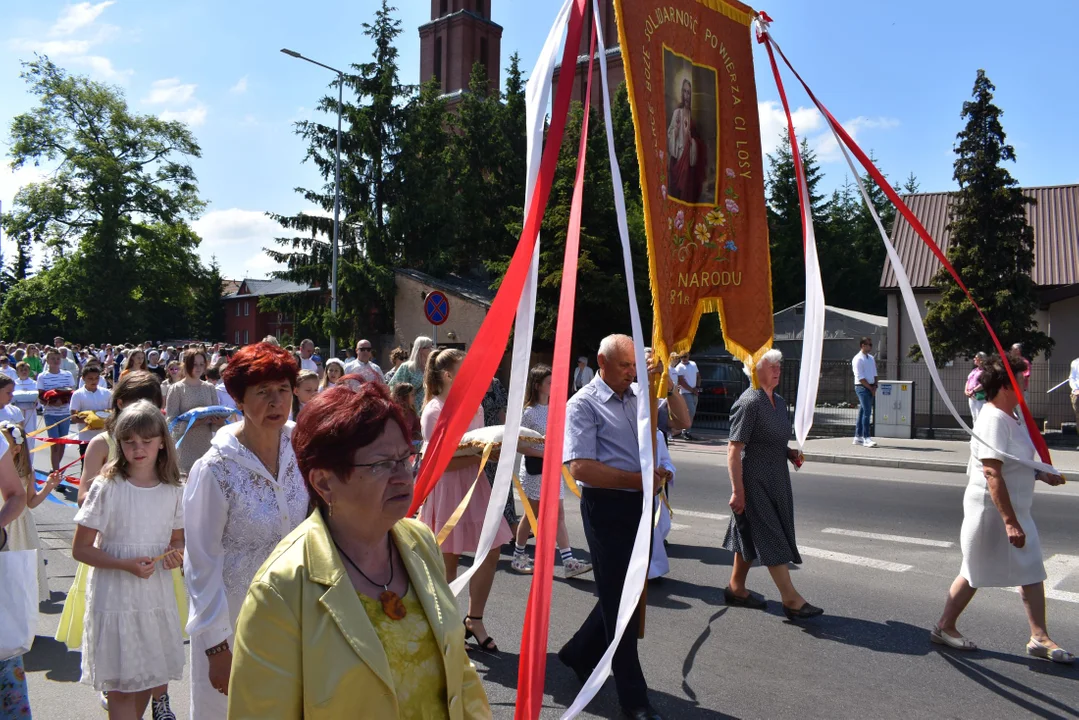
[932, 354, 1073, 663]
[183, 343, 310, 717]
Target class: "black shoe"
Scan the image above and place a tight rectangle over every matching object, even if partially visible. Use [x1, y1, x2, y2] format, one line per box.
[622, 706, 664, 720]
[723, 586, 768, 610]
[557, 646, 590, 686]
[783, 602, 824, 621]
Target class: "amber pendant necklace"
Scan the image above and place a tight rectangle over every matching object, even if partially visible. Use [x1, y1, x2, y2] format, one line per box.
[334, 538, 407, 620]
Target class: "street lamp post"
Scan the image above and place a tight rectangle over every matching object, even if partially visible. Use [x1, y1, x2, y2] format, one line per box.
[281, 48, 343, 360]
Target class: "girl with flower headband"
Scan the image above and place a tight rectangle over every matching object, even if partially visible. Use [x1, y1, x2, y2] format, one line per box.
[0, 420, 51, 603]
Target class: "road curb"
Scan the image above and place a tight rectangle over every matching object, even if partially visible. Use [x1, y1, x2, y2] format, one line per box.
[801, 453, 967, 474]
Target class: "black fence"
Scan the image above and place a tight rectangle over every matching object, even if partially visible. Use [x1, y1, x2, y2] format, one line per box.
[692, 360, 1077, 434]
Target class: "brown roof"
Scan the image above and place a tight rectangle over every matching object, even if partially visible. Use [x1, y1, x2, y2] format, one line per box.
[221, 279, 241, 296]
[880, 184, 1079, 289]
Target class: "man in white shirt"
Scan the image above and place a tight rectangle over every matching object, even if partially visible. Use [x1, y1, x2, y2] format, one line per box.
[675, 353, 701, 441]
[298, 338, 320, 375]
[852, 337, 878, 447]
[572, 356, 594, 392]
[344, 339, 383, 383]
[70, 365, 110, 443]
[1069, 356, 1079, 449]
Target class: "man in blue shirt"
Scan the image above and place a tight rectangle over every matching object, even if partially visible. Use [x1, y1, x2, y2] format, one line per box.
[558, 334, 669, 720]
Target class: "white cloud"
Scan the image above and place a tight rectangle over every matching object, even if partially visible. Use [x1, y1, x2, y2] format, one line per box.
[51, 1, 115, 36]
[230, 75, 248, 94]
[756, 100, 898, 165]
[8, 1, 129, 83]
[145, 78, 207, 126]
[144, 78, 197, 105]
[192, 209, 285, 279]
[159, 105, 207, 126]
[0, 165, 48, 215]
[77, 55, 132, 82]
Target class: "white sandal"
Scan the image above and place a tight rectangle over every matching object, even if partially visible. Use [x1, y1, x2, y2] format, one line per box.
[1026, 638, 1075, 665]
[930, 626, 978, 651]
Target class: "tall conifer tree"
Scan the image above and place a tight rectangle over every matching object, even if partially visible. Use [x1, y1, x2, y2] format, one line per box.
[921, 70, 1051, 361]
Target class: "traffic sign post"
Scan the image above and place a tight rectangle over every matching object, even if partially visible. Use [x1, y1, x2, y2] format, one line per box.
[424, 291, 449, 346]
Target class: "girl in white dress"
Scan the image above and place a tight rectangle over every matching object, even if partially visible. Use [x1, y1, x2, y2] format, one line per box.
[72, 401, 187, 719]
[932, 355, 1073, 663]
[0, 421, 55, 602]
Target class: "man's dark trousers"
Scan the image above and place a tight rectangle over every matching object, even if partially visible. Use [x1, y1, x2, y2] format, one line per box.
[560, 486, 648, 711]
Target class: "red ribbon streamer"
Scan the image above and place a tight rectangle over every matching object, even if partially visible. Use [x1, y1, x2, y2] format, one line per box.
[36, 437, 90, 446]
[760, 25, 1052, 466]
[515, 23, 597, 720]
[407, 0, 590, 517]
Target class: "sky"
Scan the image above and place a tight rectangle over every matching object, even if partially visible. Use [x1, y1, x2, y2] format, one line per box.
[2, 0, 1077, 281]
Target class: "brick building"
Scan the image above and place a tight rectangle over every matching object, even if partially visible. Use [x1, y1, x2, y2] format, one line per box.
[222, 278, 320, 346]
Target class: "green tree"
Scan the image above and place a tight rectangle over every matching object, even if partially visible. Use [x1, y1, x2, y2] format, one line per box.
[920, 70, 1051, 361]
[0, 56, 209, 341]
[765, 133, 829, 311]
[268, 0, 407, 343]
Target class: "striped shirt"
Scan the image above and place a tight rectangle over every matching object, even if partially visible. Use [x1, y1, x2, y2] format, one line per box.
[36, 370, 76, 415]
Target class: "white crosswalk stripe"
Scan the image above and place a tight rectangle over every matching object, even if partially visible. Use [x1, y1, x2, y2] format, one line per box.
[799, 546, 914, 573]
[671, 509, 729, 522]
[821, 528, 953, 548]
[1008, 554, 1079, 604]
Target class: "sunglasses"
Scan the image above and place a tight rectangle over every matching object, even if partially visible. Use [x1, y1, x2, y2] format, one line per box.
[358, 347, 372, 352]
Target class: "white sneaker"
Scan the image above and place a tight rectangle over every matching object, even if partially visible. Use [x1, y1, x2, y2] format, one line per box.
[511, 554, 534, 574]
[863, 439, 878, 448]
[562, 557, 593, 579]
[853, 437, 865, 446]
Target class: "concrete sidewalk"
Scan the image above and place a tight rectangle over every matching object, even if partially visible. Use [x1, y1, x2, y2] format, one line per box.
[671, 432, 1079, 475]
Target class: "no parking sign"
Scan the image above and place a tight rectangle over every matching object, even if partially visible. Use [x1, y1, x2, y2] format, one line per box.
[424, 291, 449, 326]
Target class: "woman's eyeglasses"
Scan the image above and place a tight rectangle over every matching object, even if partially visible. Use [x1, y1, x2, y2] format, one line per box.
[352, 454, 417, 479]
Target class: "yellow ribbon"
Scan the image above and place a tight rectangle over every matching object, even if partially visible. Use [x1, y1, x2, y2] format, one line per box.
[28, 415, 73, 437]
[512, 474, 538, 538]
[435, 444, 494, 546]
[561, 466, 582, 498]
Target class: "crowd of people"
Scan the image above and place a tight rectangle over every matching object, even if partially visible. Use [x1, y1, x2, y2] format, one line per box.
[0, 333, 1073, 720]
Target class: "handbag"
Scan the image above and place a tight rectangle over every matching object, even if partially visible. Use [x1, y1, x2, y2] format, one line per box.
[524, 456, 544, 475]
[0, 547, 40, 660]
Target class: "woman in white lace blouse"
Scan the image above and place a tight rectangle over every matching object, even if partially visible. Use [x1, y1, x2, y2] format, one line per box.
[183, 342, 310, 719]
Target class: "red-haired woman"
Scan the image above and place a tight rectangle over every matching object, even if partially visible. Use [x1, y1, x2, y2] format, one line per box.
[228, 384, 492, 718]
[165, 348, 222, 475]
[182, 342, 310, 719]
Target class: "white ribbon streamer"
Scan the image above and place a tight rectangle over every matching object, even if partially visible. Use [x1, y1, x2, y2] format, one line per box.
[808, 73, 1060, 477]
[448, 0, 574, 596]
[792, 152, 824, 448]
[560, 3, 657, 716]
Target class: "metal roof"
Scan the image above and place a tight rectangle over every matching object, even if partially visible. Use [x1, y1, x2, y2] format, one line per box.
[394, 268, 494, 308]
[226, 278, 317, 299]
[880, 184, 1079, 289]
[774, 302, 887, 327]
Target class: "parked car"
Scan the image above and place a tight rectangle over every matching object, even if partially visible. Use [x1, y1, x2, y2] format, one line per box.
[693, 356, 749, 421]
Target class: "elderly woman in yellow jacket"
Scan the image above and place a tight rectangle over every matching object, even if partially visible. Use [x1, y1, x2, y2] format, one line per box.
[228, 383, 492, 719]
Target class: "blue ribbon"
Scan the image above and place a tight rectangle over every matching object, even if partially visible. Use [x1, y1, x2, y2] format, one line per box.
[33, 470, 79, 507]
[168, 406, 239, 450]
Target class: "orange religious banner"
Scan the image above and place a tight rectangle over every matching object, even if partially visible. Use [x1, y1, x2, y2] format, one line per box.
[614, 0, 773, 373]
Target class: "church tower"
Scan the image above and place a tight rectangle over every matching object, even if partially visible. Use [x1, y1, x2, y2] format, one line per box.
[419, 0, 503, 100]
[551, 0, 623, 109]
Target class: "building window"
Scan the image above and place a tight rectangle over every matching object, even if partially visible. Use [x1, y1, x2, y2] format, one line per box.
[244, 301, 250, 316]
[440, 0, 447, 15]
[244, 330, 249, 344]
[235, 331, 240, 344]
[480, 37, 489, 83]
[235, 303, 240, 317]
[476, 0, 484, 18]
[434, 36, 443, 88]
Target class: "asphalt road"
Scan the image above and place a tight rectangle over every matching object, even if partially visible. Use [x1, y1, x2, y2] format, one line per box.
[19, 444, 1079, 719]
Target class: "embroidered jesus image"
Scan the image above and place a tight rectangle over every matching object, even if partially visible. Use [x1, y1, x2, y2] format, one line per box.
[663, 47, 719, 206]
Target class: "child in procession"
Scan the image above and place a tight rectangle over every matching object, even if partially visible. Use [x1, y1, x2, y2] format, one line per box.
[292, 368, 319, 419]
[71, 400, 185, 720]
[511, 364, 592, 578]
[70, 365, 111, 445]
[319, 357, 346, 391]
[14, 362, 39, 449]
[0, 375, 25, 426]
[0, 420, 53, 603]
